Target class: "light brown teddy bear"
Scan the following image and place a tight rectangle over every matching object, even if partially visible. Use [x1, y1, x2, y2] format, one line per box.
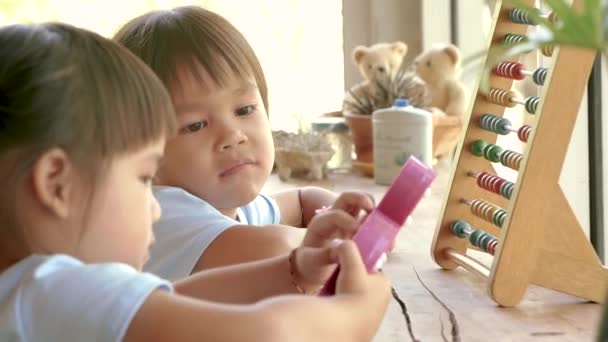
[413, 43, 467, 159]
[352, 41, 408, 95]
[342, 41, 430, 170]
[413, 43, 467, 117]
[343, 41, 428, 115]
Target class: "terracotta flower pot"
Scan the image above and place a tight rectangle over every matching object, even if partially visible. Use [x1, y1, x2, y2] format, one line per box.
[344, 112, 373, 162]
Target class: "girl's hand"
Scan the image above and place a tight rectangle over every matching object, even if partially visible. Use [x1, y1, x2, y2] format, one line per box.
[302, 191, 374, 248]
[292, 192, 375, 292]
[334, 240, 391, 341]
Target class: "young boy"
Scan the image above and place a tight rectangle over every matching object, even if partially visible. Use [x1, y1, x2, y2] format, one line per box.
[115, 6, 348, 280]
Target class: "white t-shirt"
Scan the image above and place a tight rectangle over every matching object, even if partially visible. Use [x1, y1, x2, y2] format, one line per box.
[0, 254, 172, 342]
[146, 186, 281, 281]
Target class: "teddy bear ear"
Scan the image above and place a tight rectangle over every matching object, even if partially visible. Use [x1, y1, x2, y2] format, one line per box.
[443, 44, 461, 65]
[352, 46, 368, 64]
[391, 41, 408, 56]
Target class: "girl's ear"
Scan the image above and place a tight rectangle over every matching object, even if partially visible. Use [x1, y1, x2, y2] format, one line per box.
[30, 148, 75, 219]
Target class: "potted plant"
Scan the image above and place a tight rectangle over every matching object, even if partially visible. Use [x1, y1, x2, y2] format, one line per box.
[342, 62, 433, 175]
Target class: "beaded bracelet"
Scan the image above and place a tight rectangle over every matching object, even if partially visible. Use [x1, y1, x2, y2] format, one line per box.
[288, 248, 306, 294]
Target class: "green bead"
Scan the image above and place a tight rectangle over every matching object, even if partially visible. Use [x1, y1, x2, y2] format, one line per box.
[485, 144, 503, 163]
[451, 220, 470, 238]
[479, 234, 491, 251]
[493, 209, 507, 227]
[470, 230, 483, 247]
[471, 140, 487, 157]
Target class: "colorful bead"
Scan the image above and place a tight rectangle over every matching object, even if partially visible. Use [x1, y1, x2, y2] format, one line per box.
[450, 220, 471, 238]
[500, 150, 523, 171]
[471, 139, 487, 157]
[548, 11, 559, 24]
[493, 61, 525, 80]
[502, 33, 527, 46]
[509, 7, 542, 25]
[518, 125, 532, 142]
[493, 209, 508, 227]
[524, 96, 540, 114]
[479, 114, 511, 135]
[532, 67, 548, 85]
[450, 220, 499, 256]
[500, 181, 515, 199]
[483, 144, 503, 163]
[470, 199, 508, 228]
[476, 172, 514, 200]
[488, 88, 517, 107]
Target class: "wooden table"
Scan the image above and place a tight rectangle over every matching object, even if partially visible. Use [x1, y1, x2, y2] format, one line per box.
[263, 161, 603, 342]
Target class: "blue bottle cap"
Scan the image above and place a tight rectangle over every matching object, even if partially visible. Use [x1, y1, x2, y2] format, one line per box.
[394, 98, 409, 107]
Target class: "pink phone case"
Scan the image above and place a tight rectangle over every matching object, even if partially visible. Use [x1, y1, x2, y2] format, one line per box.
[319, 156, 436, 296]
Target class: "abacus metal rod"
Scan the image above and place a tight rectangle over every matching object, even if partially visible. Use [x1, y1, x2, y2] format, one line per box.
[445, 248, 491, 278]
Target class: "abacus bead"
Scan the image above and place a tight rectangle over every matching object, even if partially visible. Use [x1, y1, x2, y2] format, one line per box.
[493, 62, 525, 80]
[532, 67, 548, 85]
[479, 234, 492, 251]
[494, 178, 506, 194]
[501, 182, 514, 199]
[489, 89, 517, 107]
[502, 33, 527, 46]
[471, 140, 487, 157]
[488, 240, 498, 255]
[548, 11, 559, 24]
[470, 229, 483, 247]
[480, 114, 510, 135]
[451, 220, 470, 238]
[518, 125, 532, 142]
[509, 7, 541, 25]
[493, 209, 507, 227]
[485, 144, 503, 163]
[525, 96, 540, 114]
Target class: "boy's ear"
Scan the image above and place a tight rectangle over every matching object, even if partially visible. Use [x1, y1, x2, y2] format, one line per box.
[30, 148, 74, 219]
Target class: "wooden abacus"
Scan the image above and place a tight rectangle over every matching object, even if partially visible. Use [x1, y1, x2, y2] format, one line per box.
[431, 0, 608, 307]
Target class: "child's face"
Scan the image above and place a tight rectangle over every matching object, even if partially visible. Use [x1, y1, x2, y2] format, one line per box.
[73, 140, 165, 269]
[156, 65, 274, 213]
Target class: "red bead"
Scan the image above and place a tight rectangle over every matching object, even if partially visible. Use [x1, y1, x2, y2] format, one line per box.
[488, 240, 498, 255]
[518, 125, 531, 142]
[478, 172, 507, 195]
[493, 62, 525, 80]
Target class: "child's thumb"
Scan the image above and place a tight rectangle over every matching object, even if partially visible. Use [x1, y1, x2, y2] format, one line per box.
[336, 240, 367, 291]
[298, 245, 337, 267]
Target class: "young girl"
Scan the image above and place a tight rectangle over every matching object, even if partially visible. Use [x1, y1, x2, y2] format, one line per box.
[0, 22, 390, 341]
[113, 6, 354, 280]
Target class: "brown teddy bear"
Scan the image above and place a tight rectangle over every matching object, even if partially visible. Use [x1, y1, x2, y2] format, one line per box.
[413, 43, 467, 160]
[351, 41, 408, 96]
[343, 41, 428, 115]
[413, 43, 467, 118]
[342, 41, 430, 171]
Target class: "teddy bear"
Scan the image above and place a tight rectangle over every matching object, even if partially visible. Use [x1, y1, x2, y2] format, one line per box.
[342, 41, 430, 170]
[413, 43, 467, 160]
[413, 43, 467, 118]
[343, 41, 408, 115]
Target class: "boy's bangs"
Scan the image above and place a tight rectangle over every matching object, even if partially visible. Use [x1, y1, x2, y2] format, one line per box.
[113, 6, 268, 111]
[75, 33, 177, 158]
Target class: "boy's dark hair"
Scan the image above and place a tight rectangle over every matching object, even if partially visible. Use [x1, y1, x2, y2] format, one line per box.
[113, 5, 269, 112]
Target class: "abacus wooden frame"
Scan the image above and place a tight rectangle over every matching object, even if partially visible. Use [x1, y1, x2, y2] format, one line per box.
[431, 0, 608, 307]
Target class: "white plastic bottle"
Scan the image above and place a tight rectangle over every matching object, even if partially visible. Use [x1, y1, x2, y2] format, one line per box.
[372, 99, 433, 185]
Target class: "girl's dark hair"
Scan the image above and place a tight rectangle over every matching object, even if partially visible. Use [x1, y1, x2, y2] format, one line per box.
[0, 22, 176, 174]
[113, 5, 269, 112]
